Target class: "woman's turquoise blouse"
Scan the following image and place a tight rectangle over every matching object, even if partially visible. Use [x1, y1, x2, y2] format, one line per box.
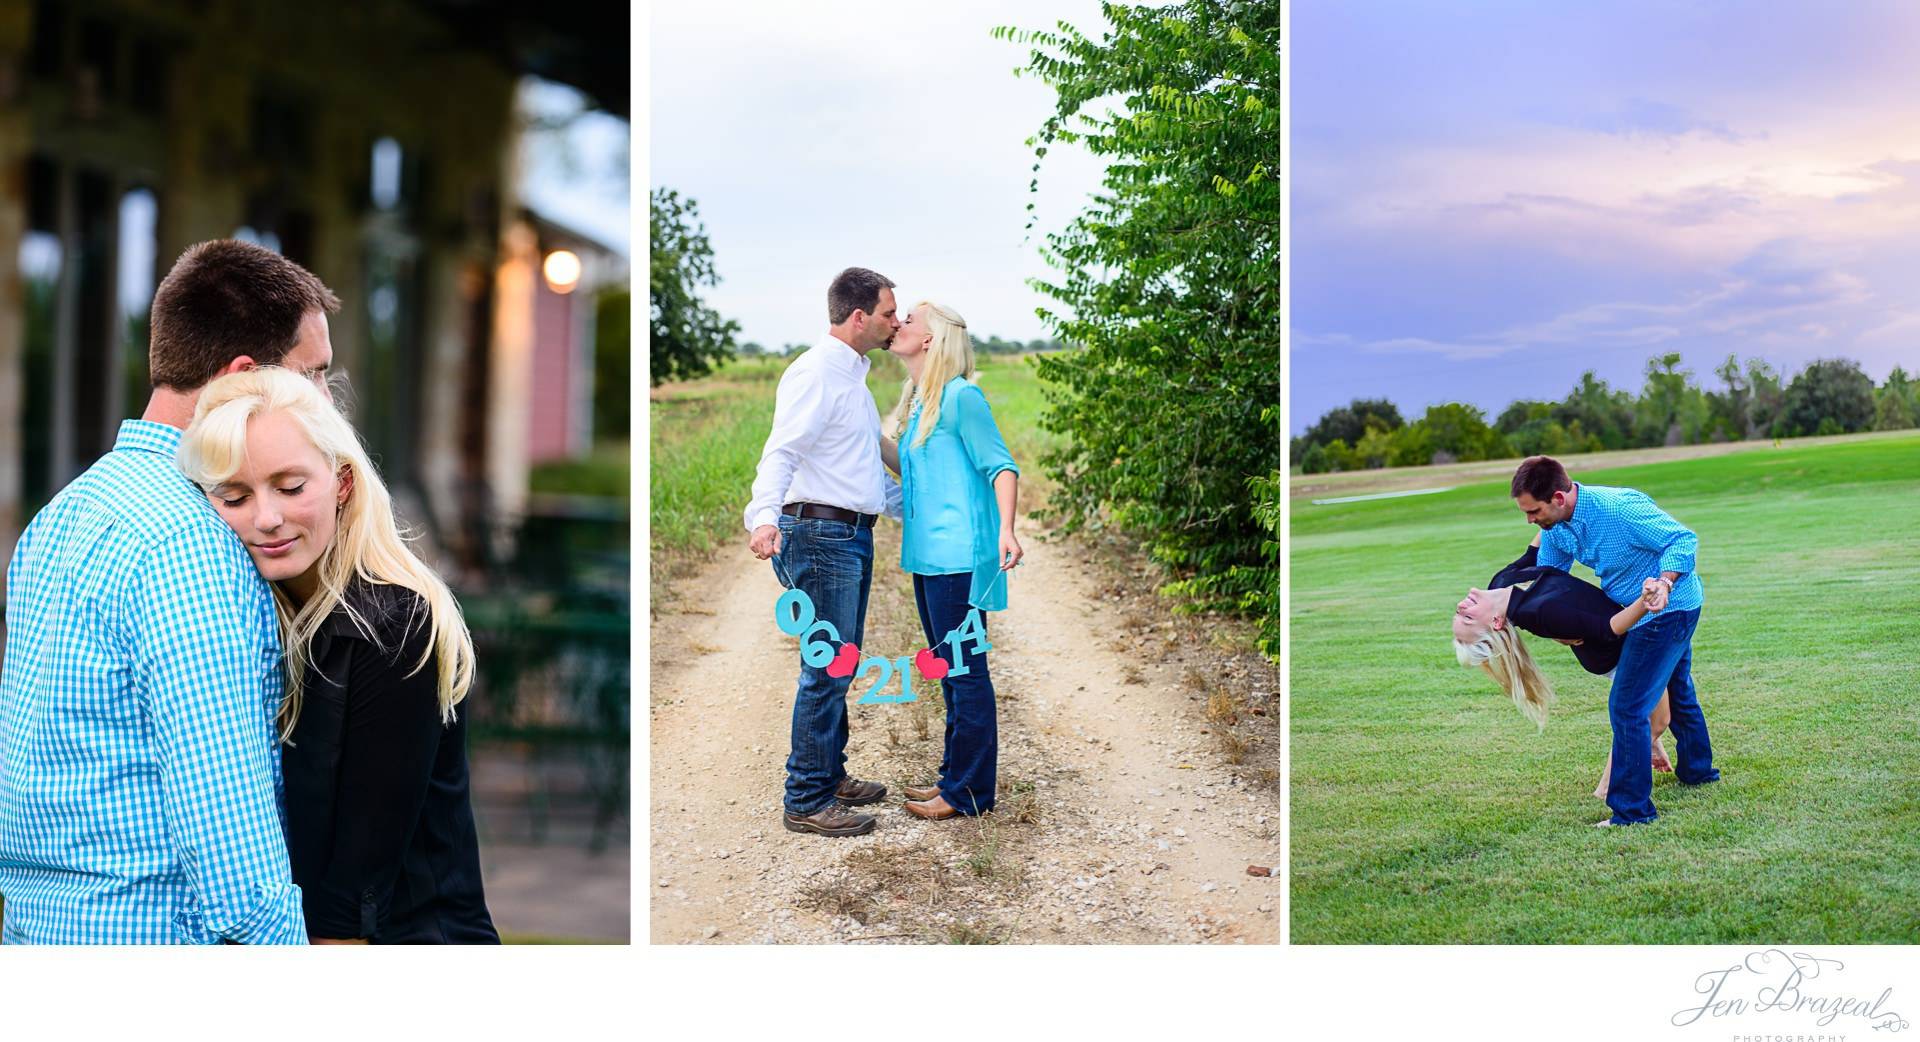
[898, 376, 1020, 611]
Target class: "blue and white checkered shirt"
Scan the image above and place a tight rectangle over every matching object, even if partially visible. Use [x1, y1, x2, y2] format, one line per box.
[1537, 482, 1703, 629]
[0, 420, 305, 944]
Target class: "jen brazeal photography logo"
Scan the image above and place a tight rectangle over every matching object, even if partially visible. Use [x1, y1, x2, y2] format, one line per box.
[1672, 950, 1909, 1032]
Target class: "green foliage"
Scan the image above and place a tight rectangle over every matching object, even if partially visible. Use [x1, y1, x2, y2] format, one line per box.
[1408, 402, 1507, 464]
[1296, 352, 1912, 470]
[1633, 352, 1711, 447]
[1874, 366, 1915, 431]
[529, 442, 630, 500]
[1553, 370, 1637, 450]
[1303, 397, 1403, 449]
[1000, 0, 1280, 652]
[1299, 441, 1334, 475]
[1781, 358, 1875, 437]
[649, 188, 740, 386]
[973, 333, 1069, 354]
[1247, 470, 1279, 657]
[1746, 357, 1786, 438]
[592, 288, 631, 441]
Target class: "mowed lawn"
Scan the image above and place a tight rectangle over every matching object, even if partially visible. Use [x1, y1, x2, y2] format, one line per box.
[649, 351, 1060, 570]
[1289, 431, 1920, 943]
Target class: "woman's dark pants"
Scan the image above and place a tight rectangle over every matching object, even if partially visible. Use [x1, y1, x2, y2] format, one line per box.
[912, 571, 997, 816]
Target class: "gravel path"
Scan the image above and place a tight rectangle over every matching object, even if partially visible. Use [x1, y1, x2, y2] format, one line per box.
[648, 515, 1278, 944]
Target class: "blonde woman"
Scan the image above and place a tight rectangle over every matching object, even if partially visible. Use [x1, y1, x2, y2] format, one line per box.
[177, 366, 497, 944]
[1452, 534, 1673, 799]
[879, 301, 1021, 820]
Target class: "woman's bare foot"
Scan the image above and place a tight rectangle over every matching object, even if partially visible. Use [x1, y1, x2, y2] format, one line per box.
[1651, 736, 1673, 773]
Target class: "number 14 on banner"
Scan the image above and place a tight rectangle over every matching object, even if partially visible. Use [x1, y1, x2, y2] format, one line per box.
[773, 588, 991, 705]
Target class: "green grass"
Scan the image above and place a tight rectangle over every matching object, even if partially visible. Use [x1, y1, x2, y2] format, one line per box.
[1290, 431, 1920, 943]
[648, 352, 1060, 572]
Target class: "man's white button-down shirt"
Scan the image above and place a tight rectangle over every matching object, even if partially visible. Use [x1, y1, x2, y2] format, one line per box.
[743, 333, 904, 532]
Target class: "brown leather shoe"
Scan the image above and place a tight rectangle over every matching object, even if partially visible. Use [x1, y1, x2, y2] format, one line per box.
[901, 784, 941, 802]
[783, 804, 877, 837]
[903, 795, 958, 820]
[835, 778, 887, 806]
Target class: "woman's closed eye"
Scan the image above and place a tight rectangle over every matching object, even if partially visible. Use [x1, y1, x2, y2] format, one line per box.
[279, 482, 307, 496]
[218, 492, 250, 508]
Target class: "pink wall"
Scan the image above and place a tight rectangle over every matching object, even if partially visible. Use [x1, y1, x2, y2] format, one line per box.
[527, 280, 577, 463]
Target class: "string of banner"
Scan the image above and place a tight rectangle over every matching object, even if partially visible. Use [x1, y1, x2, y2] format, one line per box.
[772, 567, 1010, 704]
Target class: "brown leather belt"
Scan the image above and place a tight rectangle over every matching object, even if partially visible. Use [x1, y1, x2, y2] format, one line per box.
[782, 502, 878, 528]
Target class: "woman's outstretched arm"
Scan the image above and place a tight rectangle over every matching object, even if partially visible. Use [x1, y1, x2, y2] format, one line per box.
[1608, 590, 1654, 636]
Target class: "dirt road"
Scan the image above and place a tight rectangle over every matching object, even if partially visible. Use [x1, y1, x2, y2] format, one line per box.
[648, 516, 1278, 944]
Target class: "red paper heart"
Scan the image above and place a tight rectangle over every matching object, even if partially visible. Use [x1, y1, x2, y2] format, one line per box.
[914, 647, 950, 680]
[825, 642, 860, 678]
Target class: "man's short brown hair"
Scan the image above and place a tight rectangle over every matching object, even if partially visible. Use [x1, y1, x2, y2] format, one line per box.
[1510, 455, 1573, 501]
[826, 266, 895, 326]
[148, 239, 341, 390]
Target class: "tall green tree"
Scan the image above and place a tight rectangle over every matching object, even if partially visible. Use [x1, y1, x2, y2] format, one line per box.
[1634, 352, 1709, 447]
[999, 1, 1280, 643]
[649, 188, 740, 385]
[1302, 397, 1403, 450]
[1554, 371, 1636, 450]
[1746, 359, 1786, 438]
[1781, 358, 1875, 436]
[1874, 366, 1915, 431]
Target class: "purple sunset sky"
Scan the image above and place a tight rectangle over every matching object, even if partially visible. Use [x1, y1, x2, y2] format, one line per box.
[1290, 2, 1920, 433]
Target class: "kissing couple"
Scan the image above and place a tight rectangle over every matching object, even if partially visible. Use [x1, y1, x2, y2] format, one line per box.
[0, 240, 496, 943]
[744, 266, 1024, 838]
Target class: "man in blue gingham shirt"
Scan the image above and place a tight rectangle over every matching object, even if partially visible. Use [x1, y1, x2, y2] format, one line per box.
[1512, 456, 1720, 828]
[0, 239, 339, 944]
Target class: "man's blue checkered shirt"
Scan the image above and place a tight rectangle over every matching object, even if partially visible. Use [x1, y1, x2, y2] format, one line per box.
[0, 420, 305, 944]
[1537, 482, 1703, 630]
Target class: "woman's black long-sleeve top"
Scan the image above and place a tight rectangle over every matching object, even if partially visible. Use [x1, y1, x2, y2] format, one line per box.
[1488, 546, 1628, 676]
[282, 580, 499, 944]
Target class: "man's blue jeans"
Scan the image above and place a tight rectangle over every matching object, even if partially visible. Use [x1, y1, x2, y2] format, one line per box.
[911, 572, 997, 816]
[771, 515, 873, 816]
[1606, 607, 1718, 824]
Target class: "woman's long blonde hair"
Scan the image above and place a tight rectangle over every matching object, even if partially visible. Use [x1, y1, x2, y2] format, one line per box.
[178, 366, 476, 741]
[883, 301, 976, 446]
[1452, 592, 1556, 728]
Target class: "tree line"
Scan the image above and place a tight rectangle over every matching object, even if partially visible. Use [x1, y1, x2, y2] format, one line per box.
[735, 335, 1071, 358]
[1293, 353, 1917, 474]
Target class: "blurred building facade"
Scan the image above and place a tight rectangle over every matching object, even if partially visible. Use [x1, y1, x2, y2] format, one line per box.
[0, 0, 627, 579]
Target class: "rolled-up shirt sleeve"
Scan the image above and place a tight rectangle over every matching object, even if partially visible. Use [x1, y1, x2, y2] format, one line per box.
[130, 525, 305, 945]
[1621, 491, 1698, 578]
[743, 367, 828, 532]
[952, 384, 1019, 482]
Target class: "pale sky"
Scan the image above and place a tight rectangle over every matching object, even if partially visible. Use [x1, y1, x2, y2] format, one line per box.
[649, 1, 1121, 349]
[1292, 2, 1920, 433]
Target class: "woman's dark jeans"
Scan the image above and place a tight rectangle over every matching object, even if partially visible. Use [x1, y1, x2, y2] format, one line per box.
[912, 571, 997, 816]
